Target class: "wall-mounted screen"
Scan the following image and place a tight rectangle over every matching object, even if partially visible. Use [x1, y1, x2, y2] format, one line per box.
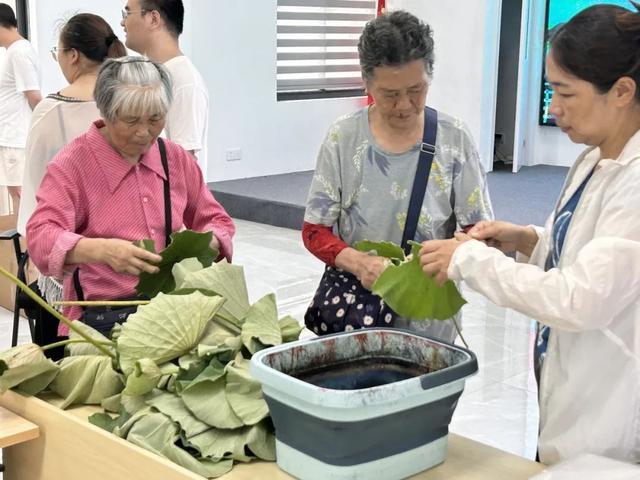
[540, 0, 634, 126]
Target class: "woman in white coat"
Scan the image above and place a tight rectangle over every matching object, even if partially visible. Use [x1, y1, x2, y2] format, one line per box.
[419, 4, 640, 465]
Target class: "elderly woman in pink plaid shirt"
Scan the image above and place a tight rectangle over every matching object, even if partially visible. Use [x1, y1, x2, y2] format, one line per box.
[26, 56, 235, 336]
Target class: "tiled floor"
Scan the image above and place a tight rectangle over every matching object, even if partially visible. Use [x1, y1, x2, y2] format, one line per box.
[0, 219, 539, 469]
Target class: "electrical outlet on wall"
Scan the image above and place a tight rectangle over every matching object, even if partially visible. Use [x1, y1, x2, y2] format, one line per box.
[226, 148, 242, 161]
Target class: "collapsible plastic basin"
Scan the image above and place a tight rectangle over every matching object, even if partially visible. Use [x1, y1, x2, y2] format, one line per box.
[250, 328, 478, 480]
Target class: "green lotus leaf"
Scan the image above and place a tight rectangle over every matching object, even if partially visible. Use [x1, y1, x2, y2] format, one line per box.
[354, 240, 405, 260]
[225, 354, 269, 426]
[372, 242, 466, 320]
[0, 343, 59, 394]
[146, 391, 211, 438]
[172, 257, 204, 290]
[49, 355, 124, 409]
[136, 230, 218, 298]
[117, 291, 225, 375]
[180, 360, 243, 429]
[181, 260, 250, 327]
[67, 321, 115, 356]
[127, 413, 233, 478]
[187, 419, 275, 463]
[241, 294, 282, 354]
[278, 315, 303, 343]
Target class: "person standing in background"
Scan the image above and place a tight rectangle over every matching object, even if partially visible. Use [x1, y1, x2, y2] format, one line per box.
[121, 0, 209, 179]
[18, 13, 127, 237]
[0, 3, 41, 214]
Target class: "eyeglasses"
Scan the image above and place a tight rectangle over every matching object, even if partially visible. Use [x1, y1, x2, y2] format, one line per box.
[121, 8, 147, 20]
[50, 46, 71, 62]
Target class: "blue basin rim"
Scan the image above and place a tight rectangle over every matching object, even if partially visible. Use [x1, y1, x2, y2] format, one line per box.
[265, 391, 462, 467]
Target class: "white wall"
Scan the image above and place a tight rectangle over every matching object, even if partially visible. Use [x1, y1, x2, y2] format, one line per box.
[189, 0, 365, 182]
[388, 0, 502, 173]
[514, 0, 584, 169]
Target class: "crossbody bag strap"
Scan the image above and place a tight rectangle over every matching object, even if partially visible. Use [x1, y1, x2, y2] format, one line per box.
[400, 106, 438, 255]
[157, 137, 172, 247]
[74, 139, 173, 305]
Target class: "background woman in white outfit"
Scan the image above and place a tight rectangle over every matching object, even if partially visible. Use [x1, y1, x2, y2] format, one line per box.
[18, 13, 126, 236]
[16, 13, 125, 353]
[419, 3, 640, 466]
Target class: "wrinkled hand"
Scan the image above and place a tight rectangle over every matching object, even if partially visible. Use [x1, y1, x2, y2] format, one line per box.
[419, 233, 471, 286]
[356, 255, 388, 290]
[101, 239, 163, 276]
[467, 220, 526, 253]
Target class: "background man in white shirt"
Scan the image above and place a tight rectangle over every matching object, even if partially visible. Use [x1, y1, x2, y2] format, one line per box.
[0, 3, 41, 213]
[121, 0, 210, 179]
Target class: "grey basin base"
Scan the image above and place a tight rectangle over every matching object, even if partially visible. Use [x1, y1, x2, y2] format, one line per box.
[275, 436, 448, 480]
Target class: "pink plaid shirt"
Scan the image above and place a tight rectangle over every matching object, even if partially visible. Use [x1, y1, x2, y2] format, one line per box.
[27, 120, 235, 335]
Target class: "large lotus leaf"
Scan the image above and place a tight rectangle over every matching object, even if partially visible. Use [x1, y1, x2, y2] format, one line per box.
[0, 343, 59, 394]
[187, 425, 254, 462]
[198, 320, 238, 348]
[180, 360, 243, 429]
[372, 242, 466, 320]
[187, 419, 274, 463]
[354, 240, 405, 261]
[127, 412, 233, 478]
[278, 315, 303, 343]
[245, 419, 276, 461]
[146, 391, 211, 438]
[240, 294, 282, 354]
[117, 291, 225, 375]
[16, 368, 60, 396]
[49, 355, 124, 409]
[136, 230, 217, 298]
[172, 257, 204, 290]
[225, 355, 269, 425]
[67, 321, 115, 356]
[181, 260, 250, 324]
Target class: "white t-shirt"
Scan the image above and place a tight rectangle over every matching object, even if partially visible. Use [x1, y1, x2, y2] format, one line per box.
[0, 39, 40, 148]
[17, 95, 100, 235]
[163, 55, 209, 180]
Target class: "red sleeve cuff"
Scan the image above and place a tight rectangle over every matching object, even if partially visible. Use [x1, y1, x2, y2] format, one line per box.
[302, 222, 348, 266]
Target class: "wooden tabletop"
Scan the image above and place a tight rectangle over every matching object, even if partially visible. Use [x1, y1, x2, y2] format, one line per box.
[0, 391, 544, 480]
[0, 405, 39, 449]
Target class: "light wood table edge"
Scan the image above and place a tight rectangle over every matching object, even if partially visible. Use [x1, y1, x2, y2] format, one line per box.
[0, 404, 39, 448]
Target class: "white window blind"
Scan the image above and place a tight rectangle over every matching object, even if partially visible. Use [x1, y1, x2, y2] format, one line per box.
[277, 0, 376, 95]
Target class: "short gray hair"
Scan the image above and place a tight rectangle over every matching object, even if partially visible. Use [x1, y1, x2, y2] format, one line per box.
[358, 10, 435, 81]
[94, 56, 173, 122]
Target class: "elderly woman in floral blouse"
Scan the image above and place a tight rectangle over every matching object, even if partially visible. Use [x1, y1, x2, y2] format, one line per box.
[302, 10, 493, 342]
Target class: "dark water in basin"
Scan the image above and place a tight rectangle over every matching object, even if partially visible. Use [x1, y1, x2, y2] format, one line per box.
[291, 356, 430, 390]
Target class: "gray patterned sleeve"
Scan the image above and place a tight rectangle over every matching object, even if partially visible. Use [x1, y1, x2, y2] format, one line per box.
[452, 123, 494, 227]
[304, 122, 343, 226]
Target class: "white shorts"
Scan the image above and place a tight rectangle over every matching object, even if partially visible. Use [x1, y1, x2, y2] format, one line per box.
[0, 146, 26, 186]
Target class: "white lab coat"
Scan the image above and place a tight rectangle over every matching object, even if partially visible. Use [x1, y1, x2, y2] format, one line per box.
[448, 130, 640, 465]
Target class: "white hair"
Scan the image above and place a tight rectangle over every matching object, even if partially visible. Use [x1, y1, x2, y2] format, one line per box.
[94, 56, 173, 122]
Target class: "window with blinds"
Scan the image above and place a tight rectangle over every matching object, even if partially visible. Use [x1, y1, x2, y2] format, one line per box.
[277, 0, 376, 100]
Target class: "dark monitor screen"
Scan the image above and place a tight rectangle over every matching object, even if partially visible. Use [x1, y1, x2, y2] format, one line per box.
[539, 0, 634, 126]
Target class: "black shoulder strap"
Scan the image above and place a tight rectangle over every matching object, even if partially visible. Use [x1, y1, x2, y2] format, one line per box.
[400, 107, 438, 255]
[157, 137, 172, 248]
[74, 139, 173, 304]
